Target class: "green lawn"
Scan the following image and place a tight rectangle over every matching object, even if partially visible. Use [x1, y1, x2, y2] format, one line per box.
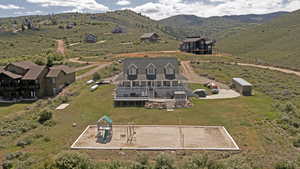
[0, 103, 30, 118]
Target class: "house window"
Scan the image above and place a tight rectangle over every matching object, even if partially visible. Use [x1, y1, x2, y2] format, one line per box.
[132, 81, 139, 87]
[52, 78, 56, 84]
[128, 64, 137, 76]
[146, 64, 156, 75]
[163, 81, 171, 87]
[165, 63, 175, 75]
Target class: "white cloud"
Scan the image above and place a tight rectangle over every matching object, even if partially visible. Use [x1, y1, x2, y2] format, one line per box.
[117, 0, 131, 6]
[26, 0, 109, 12]
[130, 0, 300, 20]
[0, 4, 24, 9]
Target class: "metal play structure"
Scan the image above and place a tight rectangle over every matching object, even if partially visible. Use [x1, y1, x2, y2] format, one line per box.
[96, 115, 113, 144]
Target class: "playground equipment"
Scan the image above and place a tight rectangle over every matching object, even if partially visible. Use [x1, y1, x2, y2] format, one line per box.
[96, 115, 113, 144]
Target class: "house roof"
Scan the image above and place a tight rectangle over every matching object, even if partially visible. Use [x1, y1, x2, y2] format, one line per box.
[141, 32, 158, 39]
[122, 58, 182, 81]
[22, 65, 46, 80]
[10, 61, 38, 70]
[7, 61, 46, 80]
[123, 58, 179, 75]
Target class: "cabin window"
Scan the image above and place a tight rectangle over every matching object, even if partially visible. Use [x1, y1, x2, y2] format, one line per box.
[52, 78, 56, 84]
[128, 64, 137, 76]
[147, 64, 156, 75]
[163, 81, 171, 87]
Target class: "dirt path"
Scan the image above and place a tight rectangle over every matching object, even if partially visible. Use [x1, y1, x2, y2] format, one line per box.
[181, 61, 229, 89]
[56, 40, 65, 56]
[76, 63, 112, 80]
[236, 63, 300, 77]
[115, 50, 180, 58]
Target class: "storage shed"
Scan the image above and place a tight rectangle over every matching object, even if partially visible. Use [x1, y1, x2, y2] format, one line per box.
[232, 78, 252, 96]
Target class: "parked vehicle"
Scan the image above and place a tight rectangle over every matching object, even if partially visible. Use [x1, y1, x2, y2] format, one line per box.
[90, 85, 99, 91]
[193, 89, 207, 97]
[86, 80, 94, 85]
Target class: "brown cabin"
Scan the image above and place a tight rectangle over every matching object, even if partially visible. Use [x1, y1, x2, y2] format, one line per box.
[0, 61, 75, 102]
[140, 33, 160, 42]
[180, 37, 215, 55]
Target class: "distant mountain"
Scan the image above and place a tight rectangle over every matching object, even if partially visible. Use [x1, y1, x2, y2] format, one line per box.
[218, 10, 300, 70]
[159, 12, 289, 39]
[222, 11, 290, 23]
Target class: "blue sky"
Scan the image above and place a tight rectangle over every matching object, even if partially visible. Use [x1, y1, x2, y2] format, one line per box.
[0, 0, 300, 20]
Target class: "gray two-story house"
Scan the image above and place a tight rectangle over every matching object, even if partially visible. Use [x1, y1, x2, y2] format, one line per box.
[114, 58, 188, 107]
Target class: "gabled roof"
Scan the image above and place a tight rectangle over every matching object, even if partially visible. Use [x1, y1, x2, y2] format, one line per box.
[141, 32, 158, 39]
[6, 61, 46, 80]
[22, 65, 46, 80]
[10, 61, 38, 70]
[123, 58, 179, 75]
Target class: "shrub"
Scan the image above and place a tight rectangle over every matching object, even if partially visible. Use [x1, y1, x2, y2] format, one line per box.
[275, 161, 295, 169]
[154, 154, 175, 169]
[293, 138, 300, 148]
[38, 110, 53, 124]
[92, 72, 101, 81]
[51, 152, 95, 169]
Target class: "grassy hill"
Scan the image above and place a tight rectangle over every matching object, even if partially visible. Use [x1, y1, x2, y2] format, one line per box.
[0, 10, 178, 65]
[218, 10, 300, 70]
[158, 12, 288, 40]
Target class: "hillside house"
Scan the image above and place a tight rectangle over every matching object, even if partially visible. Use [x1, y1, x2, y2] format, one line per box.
[112, 26, 125, 34]
[0, 61, 75, 102]
[140, 33, 160, 42]
[180, 37, 215, 54]
[114, 58, 188, 107]
[85, 34, 97, 43]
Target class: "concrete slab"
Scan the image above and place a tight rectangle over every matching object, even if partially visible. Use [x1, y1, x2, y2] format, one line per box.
[71, 125, 239, 150]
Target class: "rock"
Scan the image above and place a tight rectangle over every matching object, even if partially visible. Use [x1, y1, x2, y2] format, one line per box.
[72, 123, 77, 127]
[118, 151, 126, 156]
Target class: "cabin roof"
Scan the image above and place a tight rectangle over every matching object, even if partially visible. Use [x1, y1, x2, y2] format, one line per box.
[141, 32, 158, 38]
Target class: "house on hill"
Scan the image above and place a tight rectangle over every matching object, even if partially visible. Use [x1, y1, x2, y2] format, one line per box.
[114, 58, 189, 107]
[112, 26, 125, 34]
[85, 34, 97, 43]
[140, 33, 160, 42]
[180, 37, 215, 55]
[0, 61, 75, 102]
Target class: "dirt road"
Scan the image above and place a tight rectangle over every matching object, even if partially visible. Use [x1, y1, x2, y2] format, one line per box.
[56, 40, 65, 55]
[236, 63, 300, 77]
[181, 61, 229, 89]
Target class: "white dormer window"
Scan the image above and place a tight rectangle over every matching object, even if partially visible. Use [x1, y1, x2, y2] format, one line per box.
[128, 64, 137, 75]
[146, 63, 156, 75]
[165, 63, 175, 75]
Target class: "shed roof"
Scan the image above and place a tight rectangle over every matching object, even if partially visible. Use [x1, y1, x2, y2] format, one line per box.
[232, 78, 252, 86]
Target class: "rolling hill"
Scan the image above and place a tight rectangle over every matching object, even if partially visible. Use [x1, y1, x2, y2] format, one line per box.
[218, 10, 300, 70]
[159, 12, 289, 39]
[0, 10, 178, 65]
